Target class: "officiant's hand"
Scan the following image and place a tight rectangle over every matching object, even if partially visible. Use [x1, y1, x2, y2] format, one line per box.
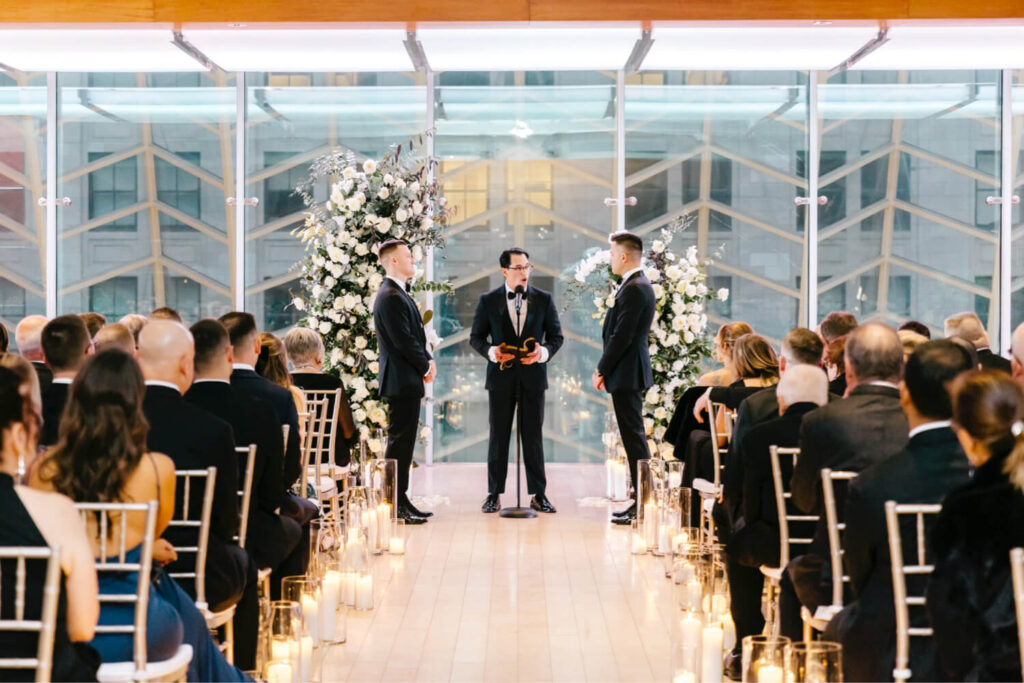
[493, 347, 516, 364]
[424, 360, 437, 384]
[521, 347, 543, 365]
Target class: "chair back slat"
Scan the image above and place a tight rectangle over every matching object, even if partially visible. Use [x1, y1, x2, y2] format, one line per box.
[770, 446, 814, 569]
[885, 500, 942, 683]
[0, 546, 62, 682]
[77, 500, 158, 672]
[282, 424, 290, 451]
[708, 402, 734, 489]
[1010, 547, 1024, 678]
[167, 468, 217, 608]
[235, 444, 257, 550]
[301, 389, 343, 503]
[821, 468, 858, 607]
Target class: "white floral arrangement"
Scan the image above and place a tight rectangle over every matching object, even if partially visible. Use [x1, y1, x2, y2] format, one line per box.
[292, 143, 451, 440]
[569, 226, 728, 449]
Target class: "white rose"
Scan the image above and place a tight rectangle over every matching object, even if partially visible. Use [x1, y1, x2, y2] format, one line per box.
[292, 297, 304, 311]
[665, 265, 683, 281]
[654, 407, 667, 420]
[369, 407, 387, 425]
[355, 243, 369, 256]
[696, 283, 708, 296]
[686, 245, 698, 264]
[329, 189, 344, 206]
[319, 321, 331, 335]
[605, 295, 616, 308]
[378, 217, 393, 233]
[409, 181, 420, 193]
[652, 240, 665, 254]
[343, 293, 360, 309]
[354, 408, 367, 422]
[383, 173, 394, 185]
[672, 360, 684, 372]
[653, 284, 665, 299]
[667, 333, 680, 346]
[672, 317, 686, 331]
[649, 344, 658, 355]
[330, 347, 344, 365]
[655, 429, 669, 444]
[645, 267, 661, 282]
[342, 167, 356, 179]
[345, 197, 361, 212]
[593, 296, 604, 309]
[355, 336, 368, 350]
[717, 288, 730, 301]
[363, 349, 377, 361]
[329, 264, 343, 278]
[645, 387, 660, 403]
[412, 200, 423, 216]
[323, 276, 336, 289]
[311, 285, 322, 298]
[378, 187, 390, 200]
[685, 284, 698, 297]
[395, 177, 406, 189]
[395, 208, 409, 223]
[363, 159, 377, 174]
[683, 330, 695, 344]
[421, 216, 434, 230]
[325, 245, 342, 263]
[369, 361, 379, 373]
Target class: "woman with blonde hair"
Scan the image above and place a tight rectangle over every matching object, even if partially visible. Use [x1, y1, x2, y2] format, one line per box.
[257, 332, 307, 426]
[699, 322, 754, 386]
[926, 369, 1024, 682]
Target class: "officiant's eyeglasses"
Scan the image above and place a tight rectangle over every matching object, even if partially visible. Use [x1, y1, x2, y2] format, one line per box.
[506, 265, 532, 272]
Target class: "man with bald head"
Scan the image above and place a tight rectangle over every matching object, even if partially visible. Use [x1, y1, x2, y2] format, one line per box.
[779, 322, 910, 640]
[15, 315, 51, 391]
[138, 320, 250, 617]
[945, 311, 1011, 374]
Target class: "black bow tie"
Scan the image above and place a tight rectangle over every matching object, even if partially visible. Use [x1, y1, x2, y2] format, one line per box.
[405, 282, 411, 292]
[507, 291, 517, 300]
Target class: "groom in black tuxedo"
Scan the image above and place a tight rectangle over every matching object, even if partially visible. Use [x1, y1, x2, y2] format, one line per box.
[470, 248, 564, 514]
[593, 232, 656, 525]
[372, 239, 436, 524]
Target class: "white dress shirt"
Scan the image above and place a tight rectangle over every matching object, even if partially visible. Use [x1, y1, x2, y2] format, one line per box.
[387, 275, 408, 292]
[232, 363, 256, 373]
[144, 379, 181, 393]
[908, 420, 952, 440]
[51, 377, 73, 385]
[488, 285, 550, 364]
[192, 378, 230, 385]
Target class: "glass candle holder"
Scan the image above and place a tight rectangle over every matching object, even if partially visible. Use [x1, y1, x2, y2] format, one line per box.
[665, 527, 697, 579]
[389, 518, 406, 555]
[630, 518, 647, 555]
[742, 635, 792, 682]
[310, 517, 342, 581]
[673, 547, 706, 613]
[317, 560, 346, 645]
[268, 600, 301, 683]
[282, 576, 320, 645]
[666, 460, 684, 490]
[354, 570, 374, 611]
[788, 641, 842, 683]
[671, 609, 703, 682]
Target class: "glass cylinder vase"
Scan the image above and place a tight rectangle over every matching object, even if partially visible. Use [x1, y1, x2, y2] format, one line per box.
[742, 635, 792, 683]
[788, 641, 842, 683]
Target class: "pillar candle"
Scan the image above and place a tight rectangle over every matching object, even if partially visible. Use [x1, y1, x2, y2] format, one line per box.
[721, 613, 736, 652]
[355, 574, 373, 610]
[320, 571, 342, 641]
[366, 507, 378, 550]
[758, 664, 783, 683]
[301, 593, 319, 642]
[614, 462, 628, 500]
[297, 636, 313, 683]
[271, 639, 290, 662]
[711, 593, 727, 619]
[266, 662, 293, 683]
[389, 535, 405, 555]
[669, 471, 682, 488]
[700, 626, 723, 683]
[679, 613, 702, 673]
[678, 561, 696, 584]
[672, 533, 689, 553]
[643, 501, 658, 548]
[631, 532, 647, 554]
[342, 571, 356, 607]
[377, 503, 391, 548]
[605, 459, 615, 499]
[658, 523, 671, 554]
[682, 579, 701, 611]
[672, 674, 696, 683]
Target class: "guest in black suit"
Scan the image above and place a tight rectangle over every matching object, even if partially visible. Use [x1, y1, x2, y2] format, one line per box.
[819, 311, 857, 396]
[219, 312, 319, 548]
[825, 340, 974, 682]
[285, 327, 354, 467]
[372, 239, 436, 524]
[14, 315, 52, 392]
[39, 315, 92, 446]
[137, 320, 250, 617]
[897, 320, 931, 339]
[593, 232, 656, 525]
[927, 369, 1024, 683]
[725, 365, 828, 669]
[779, 322, 909, 640]
[469, 247, 564, 514]
[945, 310, 1011, 374]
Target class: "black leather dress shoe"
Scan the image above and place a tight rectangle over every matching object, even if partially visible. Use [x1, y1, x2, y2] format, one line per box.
[724, 650, 742, 681]
[482, 494, 500, 513]
[404, 500, 433, 518]
[530, 494, 556, 513]
[612, 502, 636, 518]
[397, 507, 427, 525]
[611, 510, 636, 525]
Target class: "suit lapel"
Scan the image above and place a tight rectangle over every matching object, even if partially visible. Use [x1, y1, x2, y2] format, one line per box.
[522, 287, 537, 339]
[495, 288, 517, 341]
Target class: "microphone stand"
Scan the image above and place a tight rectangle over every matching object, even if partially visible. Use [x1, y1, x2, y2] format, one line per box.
[500, 291, 537, 519]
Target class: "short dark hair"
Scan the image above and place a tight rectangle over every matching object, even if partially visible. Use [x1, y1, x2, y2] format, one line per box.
[41, 315, 91, 373]
[905, 339, 976, 420]
[218, 312, 258, 349]
[150, 306, 183, 323]
[820, 311, 858, 343]
[190, 319, 230, 371]
[948, 336, 980, 369]
[499, 248, 529, 269]
[782, 327, 824, 366]
[78, 312, 106, 338]
[378, 239, 408, 264]
[609, 231, 643, 254]
[898, 320, 931, 339]
[845, 323, 903, 383]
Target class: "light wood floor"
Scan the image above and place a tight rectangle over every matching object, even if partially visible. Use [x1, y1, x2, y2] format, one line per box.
[321, 463, 677, 683]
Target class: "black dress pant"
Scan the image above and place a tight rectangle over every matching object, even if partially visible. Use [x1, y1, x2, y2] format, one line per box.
[725, 549, 766, 651]
[386, 396, 421, 506]
[274, 493, 318, 600]
[611, 389, 651, 496]
[487, 388, 546, 496]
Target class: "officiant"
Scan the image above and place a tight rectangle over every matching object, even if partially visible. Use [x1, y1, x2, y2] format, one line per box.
[470, 248, 564, 515]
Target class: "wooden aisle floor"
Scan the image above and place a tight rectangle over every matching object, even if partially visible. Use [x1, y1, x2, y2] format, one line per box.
[321, 463, 676, 683]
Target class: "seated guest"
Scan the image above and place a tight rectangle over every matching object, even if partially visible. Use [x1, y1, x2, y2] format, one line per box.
[698, 322, 753, 387]
[136, 321, 248, 615]
[724, 364, 828, 675]
[78, 313, 106, 340]
[825, 340, 974, 682]
[285, 326, 354, 467]
[898, 320, 931, 339]
[823, 335, 849, 397]
[928, 369, 1024, 682]
[39, 315, 92, 446]
[779, 322, 908, 640]
[819, 311, 858, 395]
[14, 315, 51, 391]
[149, 307, 183, 323]
[0, 361, 100, 682]
[118, 314, 147, 343]
[818, 310, 857, 346]
[256, 332, 306, 439]
[185, 320, 302, 664]
[945, 310, 1010, 374]
[31, 350, 249, 682]
[897, 328, 928, 361]
[93, 323, 137, 356]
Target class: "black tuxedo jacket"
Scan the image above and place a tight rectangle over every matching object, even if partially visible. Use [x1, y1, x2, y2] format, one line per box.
[792, 384, 908, 515]
[372, 277, 431, 399]
[230, 368, 301, 488]
[40, 381, 69, 447]
[31, 361, 52, 393]
[598, 271, 655, 393]
[829, 426, 970, 683]
[185, 381, 286, 515]
[468, 285, 564, 393]
[142, 384, 240, 547]
[977, 348, 1012, 374]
